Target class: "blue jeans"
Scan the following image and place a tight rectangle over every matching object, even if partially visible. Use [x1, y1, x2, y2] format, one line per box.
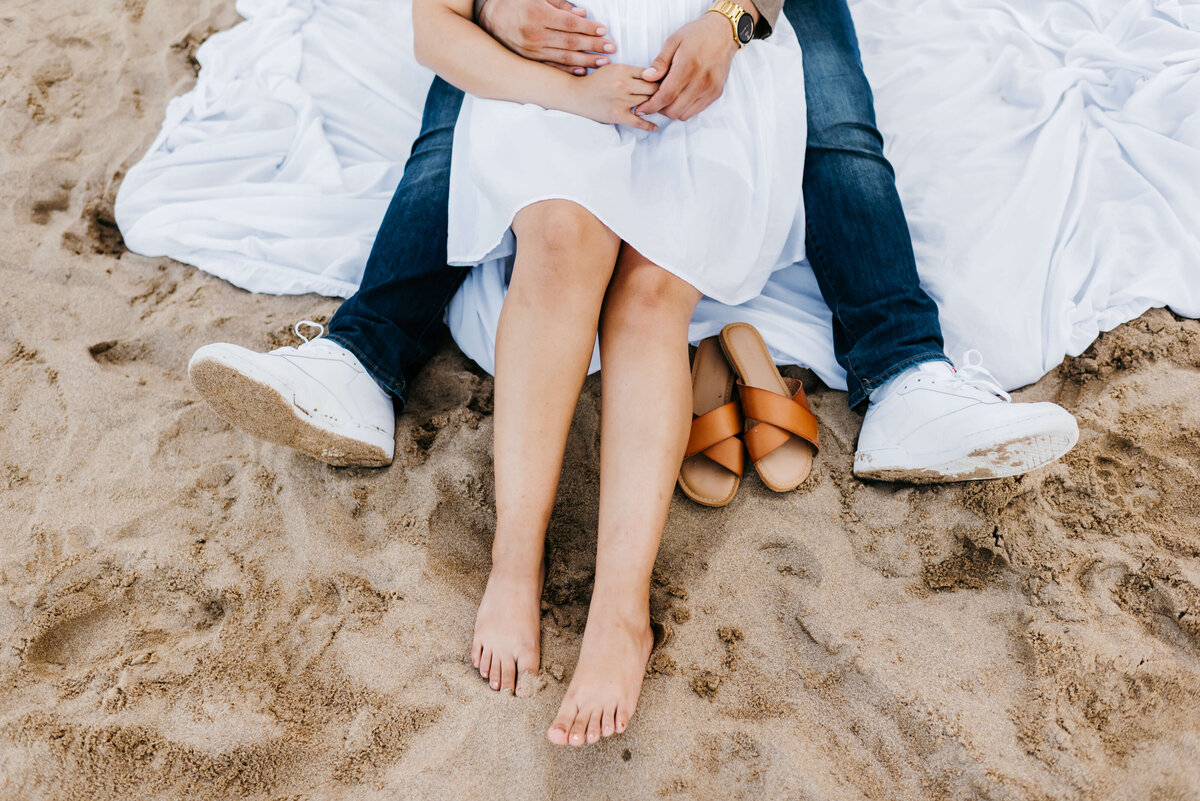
[326, 77, 469, 406]
[783, 0, 948, 406]
[328, 0, 948, 410]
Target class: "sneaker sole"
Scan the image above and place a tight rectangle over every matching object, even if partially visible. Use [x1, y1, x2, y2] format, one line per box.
[853, 420, 1078, 484]
[189, 355, 392, 468]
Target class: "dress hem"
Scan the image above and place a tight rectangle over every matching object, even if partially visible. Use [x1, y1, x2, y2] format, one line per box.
[447, 193, 793, 308]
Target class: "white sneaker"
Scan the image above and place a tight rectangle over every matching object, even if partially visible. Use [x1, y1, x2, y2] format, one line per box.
[853, 352, 1079, 483]
[188, 322, 396, 467]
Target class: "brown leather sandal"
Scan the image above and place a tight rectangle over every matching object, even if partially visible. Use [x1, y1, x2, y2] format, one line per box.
[678, 337, 745, 507]
[719, 322, 819, 492]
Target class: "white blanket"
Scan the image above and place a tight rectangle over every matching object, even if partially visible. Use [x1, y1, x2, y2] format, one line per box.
[115, 0, 1200, 391]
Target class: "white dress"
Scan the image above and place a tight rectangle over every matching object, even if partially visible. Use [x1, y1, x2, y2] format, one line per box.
[446, 0, 807, 306]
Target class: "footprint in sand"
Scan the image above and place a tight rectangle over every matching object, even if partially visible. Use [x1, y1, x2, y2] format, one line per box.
[25, 164, 76, 225]
[13, 559, 229, 681]
[1110, 557, 1200, 652]
[88, 338, 147, 366]
[756, 540, 824, 586]
[22, 599, 124, 673]
[15, 561, 133, 676]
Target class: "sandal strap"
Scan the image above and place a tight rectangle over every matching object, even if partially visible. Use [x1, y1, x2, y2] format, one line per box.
[685, 401, 741, 457]
[700, 434, 746, 477]
[685, 400, 745, 477]
[738, 378, 819, 464]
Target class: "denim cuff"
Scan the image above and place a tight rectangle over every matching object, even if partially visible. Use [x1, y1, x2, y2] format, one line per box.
[849, 352, 952, 408]
[324, 333, 409, 410]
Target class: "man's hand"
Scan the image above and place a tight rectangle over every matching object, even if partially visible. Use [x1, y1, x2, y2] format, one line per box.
[479, 0, 617, 75]
[635, 12, 741, 121]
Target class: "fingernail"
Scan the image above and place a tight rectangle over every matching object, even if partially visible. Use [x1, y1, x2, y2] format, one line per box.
[596, 57, 609, 66]
[604, 43, 616, 53]
[596, 26, 607, 35]
[574, 68, 586, 75]
[643, 68, 657, 78]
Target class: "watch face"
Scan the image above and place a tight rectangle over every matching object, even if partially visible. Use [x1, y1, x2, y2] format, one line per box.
[737, 13, 754, 43]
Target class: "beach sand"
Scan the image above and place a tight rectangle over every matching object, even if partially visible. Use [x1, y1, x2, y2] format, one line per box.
[2, 2, 1199, 798]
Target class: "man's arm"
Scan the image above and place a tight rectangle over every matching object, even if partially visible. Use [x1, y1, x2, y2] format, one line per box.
[475, 0, 617, 75]
[753, 0, 781, 38]
[636, 1, 772, 121]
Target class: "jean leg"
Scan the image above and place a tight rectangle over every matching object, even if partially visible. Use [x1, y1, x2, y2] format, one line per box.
[327, 77, 471, 411]
[784, 0, 949, 407]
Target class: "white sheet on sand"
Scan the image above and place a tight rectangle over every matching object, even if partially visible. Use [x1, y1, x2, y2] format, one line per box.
[115, 0, 1200, 392]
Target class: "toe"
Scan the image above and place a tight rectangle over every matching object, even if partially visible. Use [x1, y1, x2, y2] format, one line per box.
[500, 654, 517, 695]
[516, 643, 540, 677]
[601, 706, 616, 738]
[479, 648, 492, 680]
[489, 653, 502, 691]
[585, 710, 602, 744]
[471, 640, 482, 669]
[615, 705, 629, 734]
[547, 701, 577, 746]
[568, 708, 590, 747]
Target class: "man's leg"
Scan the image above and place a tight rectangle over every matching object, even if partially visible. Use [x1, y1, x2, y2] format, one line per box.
[188, 78, 468, 466]
[326, 77, 471, 410]
[784, 0, 948, 409]
[784, 0, 1078, 481]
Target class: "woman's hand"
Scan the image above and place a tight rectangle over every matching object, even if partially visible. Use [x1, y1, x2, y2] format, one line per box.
[414, 0, 651, 126]
[566, 65, 660, 131]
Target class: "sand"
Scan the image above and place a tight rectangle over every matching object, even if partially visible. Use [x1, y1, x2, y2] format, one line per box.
[2, 2, 1200, 799]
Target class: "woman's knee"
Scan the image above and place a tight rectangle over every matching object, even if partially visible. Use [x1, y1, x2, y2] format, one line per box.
[606, 259, 700, 327]
[514, 200, 611, 256]
[510, 201, 617, 292]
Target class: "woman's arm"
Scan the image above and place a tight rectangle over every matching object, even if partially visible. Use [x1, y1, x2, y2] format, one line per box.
[413, 0, 658, 130]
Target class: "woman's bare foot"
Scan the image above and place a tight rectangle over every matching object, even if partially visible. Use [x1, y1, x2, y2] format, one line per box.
[547, 599, 654, 746]
[471, 558, 544, 695]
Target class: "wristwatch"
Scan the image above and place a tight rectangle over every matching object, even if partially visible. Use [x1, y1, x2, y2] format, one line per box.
[708, 1, 755, 48]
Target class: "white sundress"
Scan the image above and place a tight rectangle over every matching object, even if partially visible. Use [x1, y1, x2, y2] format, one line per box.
[447, 0, 807, 307]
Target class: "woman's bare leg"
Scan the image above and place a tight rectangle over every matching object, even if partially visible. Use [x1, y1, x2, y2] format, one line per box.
[547, 246, 701, 745]
[473, 200, 620, 694]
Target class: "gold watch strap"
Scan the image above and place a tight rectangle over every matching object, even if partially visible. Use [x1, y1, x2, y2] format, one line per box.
[708, 0, 749, 48]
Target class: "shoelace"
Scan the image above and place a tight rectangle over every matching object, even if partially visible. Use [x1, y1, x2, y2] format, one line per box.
[294, 320, 326, 343]
[953, 349, 1011, 402]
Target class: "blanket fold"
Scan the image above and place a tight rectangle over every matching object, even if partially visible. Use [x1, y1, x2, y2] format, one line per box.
[115, 0, 1200, 391]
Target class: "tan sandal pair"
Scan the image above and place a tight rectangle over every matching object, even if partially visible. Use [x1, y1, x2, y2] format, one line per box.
[678, 323, 820, 507]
